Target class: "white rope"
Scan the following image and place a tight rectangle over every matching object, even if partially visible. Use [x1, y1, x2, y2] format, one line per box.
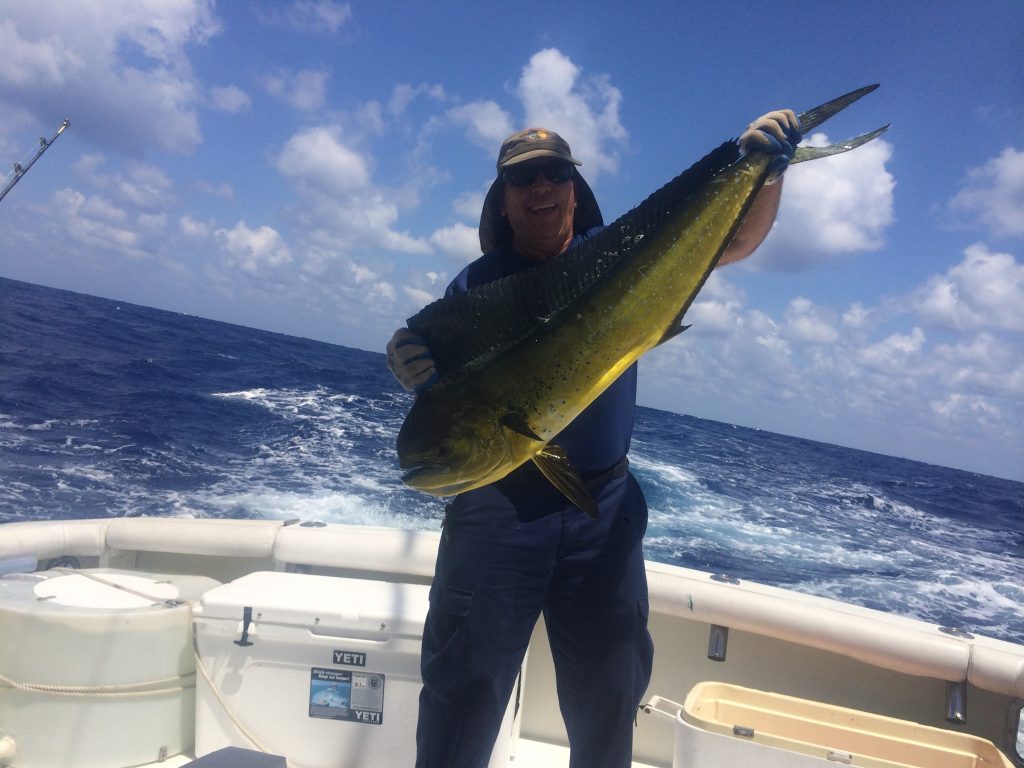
[191, 626, 309, 768]
[0, 670, 194, 698]
[0, 571, 191, 697]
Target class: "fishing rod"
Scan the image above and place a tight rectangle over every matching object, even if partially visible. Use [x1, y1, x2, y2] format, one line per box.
[0, 118, 71, 205]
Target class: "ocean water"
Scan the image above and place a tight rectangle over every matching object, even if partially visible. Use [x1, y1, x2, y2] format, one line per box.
[2, 277, 1022, 644]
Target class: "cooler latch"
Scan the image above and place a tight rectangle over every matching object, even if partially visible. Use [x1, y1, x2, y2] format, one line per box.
[234, 606, 255, 647]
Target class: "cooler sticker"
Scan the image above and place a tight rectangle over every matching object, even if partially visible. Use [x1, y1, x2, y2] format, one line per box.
[309, 667, 385, 725]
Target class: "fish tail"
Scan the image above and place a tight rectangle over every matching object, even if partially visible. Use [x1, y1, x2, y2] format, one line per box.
[797, 84, 879, 132]
[791, 124, 890, 164]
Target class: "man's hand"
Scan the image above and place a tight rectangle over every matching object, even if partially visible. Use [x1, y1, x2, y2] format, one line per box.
[386, 328, 438, 394]
[739, 109, 802, 181]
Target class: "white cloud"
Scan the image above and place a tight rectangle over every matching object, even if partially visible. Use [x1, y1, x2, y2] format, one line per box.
[429, 223, 479, 262]
[53, 188, 149, 259]
[354, 100, 386, 135]
[754, 134, 895, 270]
[216, 221, 292, 274]
[910, 243, 1024, 333]
[179, 214, 211, 238]
[348, 263, 395, 301]
[72, 154, 174, 209]
[686, 299, 742, 336]
[515, 49, 627, 180]
[210, 85, 250, 113]
[784, 297, 840, 344]
[856, 327, 925, 373]
[842, 303, 874, 330]
[0, 19, 79, 85]
[453, 189, 486, 221]
[80, 194, 128, 224]
[0, 1, 220, 154]
[277, 126, 370, 194]
[114, 165, 173, 209]
[930, 393, 1001, 425]
[687, 274, 746, 336]
[389, 83, 447, 118]
[378, 226, 432, 255]
[349, 263, 376, 284]
[260, 1, 352, 33]
[403, 285, 438, 307]
[933, 333, 1024, 398]
[264, 68, 329, 112]
[948, 147, 1024, 238]
[447, 101, 513, 150]
[642, 229, 1023, 475]
[373, 281, 397, 301]
[194, 180, 235, 200]
[273, 123, 431, 294]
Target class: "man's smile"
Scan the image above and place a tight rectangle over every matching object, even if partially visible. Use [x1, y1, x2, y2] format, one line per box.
[529, 202, 558, 215]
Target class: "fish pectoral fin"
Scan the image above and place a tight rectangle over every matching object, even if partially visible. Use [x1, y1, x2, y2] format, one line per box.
[532, 446, 598, 519]
[500, 415, 598, 516]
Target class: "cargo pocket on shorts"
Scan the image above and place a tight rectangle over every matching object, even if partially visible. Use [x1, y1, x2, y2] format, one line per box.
[421, 584, 474, 685]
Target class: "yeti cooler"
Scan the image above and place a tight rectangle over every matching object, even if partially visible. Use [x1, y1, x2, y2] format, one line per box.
[193, 571, 517, 767]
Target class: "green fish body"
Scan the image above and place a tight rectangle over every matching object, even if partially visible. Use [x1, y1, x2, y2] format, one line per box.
[398, 86, 887, 514]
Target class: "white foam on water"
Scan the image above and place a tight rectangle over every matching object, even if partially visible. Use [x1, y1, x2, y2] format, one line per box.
[178, 487, 438, 531]
[802, 570, 1024, 641]
[629, 454, 702, 487]
[629, 445, 1023, 641]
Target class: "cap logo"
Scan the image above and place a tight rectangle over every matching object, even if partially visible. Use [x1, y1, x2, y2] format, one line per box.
[526, 130, 549, 141]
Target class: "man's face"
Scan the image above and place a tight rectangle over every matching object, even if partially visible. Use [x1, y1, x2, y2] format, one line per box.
[501, 160, 577, 261]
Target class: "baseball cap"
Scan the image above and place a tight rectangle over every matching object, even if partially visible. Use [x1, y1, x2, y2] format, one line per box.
[495, 127, 581, 170]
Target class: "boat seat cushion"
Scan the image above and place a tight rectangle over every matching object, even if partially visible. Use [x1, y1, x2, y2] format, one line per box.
[106, 518, 283, 558]
[0, 519, 109, 560]
[273, 524, 439, 576]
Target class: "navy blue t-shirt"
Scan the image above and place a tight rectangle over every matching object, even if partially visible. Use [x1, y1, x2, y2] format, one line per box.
[446, 229, 637, 474]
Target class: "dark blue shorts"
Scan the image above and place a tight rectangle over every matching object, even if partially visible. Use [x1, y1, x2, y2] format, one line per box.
[416, 470, 654, 768]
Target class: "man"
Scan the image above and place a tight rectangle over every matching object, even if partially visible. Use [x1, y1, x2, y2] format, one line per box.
[387, 110, 801, 768]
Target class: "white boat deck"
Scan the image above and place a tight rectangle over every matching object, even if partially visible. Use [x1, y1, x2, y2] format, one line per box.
[514, 739, 661, 768]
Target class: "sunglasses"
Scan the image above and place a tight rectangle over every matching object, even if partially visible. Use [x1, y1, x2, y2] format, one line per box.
[501, 161, 574, 188]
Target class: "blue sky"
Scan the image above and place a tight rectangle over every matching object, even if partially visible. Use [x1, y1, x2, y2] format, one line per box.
[1, 1, 1022, 481]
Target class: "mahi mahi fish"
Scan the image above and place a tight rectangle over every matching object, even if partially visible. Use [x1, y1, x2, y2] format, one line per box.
[397, 85, 888, 516]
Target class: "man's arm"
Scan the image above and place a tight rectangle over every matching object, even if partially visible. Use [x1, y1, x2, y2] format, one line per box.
[718, 109, 801, 267]
[719, 180, 783, 266]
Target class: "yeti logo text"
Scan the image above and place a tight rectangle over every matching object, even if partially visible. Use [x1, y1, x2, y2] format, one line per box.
[333, 650, 366, 666]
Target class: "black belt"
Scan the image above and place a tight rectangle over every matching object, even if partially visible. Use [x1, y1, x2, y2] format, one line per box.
[582, 456, 629, 491]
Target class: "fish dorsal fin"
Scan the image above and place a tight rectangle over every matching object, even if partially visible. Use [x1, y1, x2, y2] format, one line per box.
[655, 321, 692, 347]
[407, 140, 742, 378]
[531, 445, 598, 518]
